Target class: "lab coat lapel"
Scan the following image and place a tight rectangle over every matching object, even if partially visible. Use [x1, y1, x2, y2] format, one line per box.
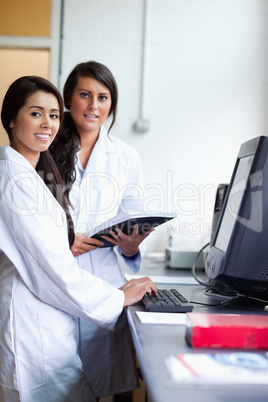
[85, 126, 116, 174]
[78, 127, 119, 226]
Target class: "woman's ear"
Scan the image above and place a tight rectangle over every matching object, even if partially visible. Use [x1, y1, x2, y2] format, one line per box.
[9, 121, 14, 128]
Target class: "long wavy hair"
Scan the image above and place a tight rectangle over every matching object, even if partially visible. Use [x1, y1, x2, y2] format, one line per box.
[1, 75, 74, 246]
[49, 61, 118, 200]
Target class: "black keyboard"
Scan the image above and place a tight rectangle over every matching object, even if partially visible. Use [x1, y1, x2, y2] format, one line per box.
[141, 288, 194, 313]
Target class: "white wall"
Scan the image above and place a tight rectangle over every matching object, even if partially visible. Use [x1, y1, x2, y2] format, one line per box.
[60, 0, 268, 252]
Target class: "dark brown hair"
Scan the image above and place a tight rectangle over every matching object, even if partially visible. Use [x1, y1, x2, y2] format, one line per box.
[1, 76, 74, 246]
[63, 60, 118, 130]
[50, 61, 118, 198]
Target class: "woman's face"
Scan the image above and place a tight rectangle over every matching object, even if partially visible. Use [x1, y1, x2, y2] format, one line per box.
[68, 76, 112, 138]
[10, 91, 60, 167]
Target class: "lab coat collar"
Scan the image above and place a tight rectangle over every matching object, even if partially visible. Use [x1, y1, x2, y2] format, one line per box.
[76, 126, 117, 179]
[0, 146, 36, 171]
[89, 126, 117, 167]
[98, 125, 117, 155]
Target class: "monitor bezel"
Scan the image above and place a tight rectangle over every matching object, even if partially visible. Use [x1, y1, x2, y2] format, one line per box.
[205, 136, 268, 300]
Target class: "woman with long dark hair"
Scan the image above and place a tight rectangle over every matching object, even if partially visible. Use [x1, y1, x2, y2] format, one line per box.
[0, 75, 157, 401]
[50, 61, 153, 399]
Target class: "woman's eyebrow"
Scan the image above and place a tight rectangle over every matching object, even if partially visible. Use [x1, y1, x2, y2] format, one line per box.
[27, 105, 60, 112]
[79, 88, 110, 95]
[28, 105, 44, 110]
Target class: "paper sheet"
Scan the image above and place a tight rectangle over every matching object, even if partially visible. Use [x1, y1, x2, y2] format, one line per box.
[136, 311, 187, 325]
[124, 272, 198, 285]
[166, 352, 268, 384]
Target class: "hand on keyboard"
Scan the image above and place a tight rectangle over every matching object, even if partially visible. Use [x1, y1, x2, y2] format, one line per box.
[142, 288, 193, 313]
[120, 277, 158, 307]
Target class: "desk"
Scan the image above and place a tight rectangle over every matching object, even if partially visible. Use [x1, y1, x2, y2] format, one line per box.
[126, 255, 268, 402]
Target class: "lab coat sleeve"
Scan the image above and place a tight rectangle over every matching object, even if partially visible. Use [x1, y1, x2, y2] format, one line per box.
[0, 170, 124, 329]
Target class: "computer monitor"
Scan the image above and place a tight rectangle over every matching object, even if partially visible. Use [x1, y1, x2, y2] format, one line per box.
[205, 136, 268, 301]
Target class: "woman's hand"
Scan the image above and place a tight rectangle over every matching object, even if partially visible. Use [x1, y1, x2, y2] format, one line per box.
[120, 277, 158, 307]
[71, 233, 104, 256]
[101, 224, 154, 257]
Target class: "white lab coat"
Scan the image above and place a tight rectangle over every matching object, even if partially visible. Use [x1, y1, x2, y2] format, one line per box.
[69, 127, 144, 397]
[70, 126, 145, 285]
[0, 146, 124, 402]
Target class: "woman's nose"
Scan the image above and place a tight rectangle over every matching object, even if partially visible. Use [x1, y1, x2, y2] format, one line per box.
[41, 116, 52, 128]
[87, 97, 98, 110]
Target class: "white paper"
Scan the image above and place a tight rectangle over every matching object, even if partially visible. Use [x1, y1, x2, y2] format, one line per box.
[166, 352, 268, 384]
[124, 273, 198, 285]
[136, 311, 187, 325]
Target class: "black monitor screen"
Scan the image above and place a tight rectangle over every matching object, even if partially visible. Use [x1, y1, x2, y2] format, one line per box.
[215, 155, 254, 252]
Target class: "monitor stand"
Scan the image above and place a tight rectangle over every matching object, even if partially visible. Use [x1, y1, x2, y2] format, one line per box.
[205, 281, 268, 313]
[206, 279, 237, 298]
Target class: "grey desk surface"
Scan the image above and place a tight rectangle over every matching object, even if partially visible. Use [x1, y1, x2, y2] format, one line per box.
[126, 254, 268, 402]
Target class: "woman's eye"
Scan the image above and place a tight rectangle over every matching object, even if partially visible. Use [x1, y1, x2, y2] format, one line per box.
[31, 111, 41, 117]
[80, 92, 89, 98]
[99, 96, 107, 101]
[50, 114, 59, 119]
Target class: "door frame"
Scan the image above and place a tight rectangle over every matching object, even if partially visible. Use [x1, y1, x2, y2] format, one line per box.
[0, 0, 62, 87]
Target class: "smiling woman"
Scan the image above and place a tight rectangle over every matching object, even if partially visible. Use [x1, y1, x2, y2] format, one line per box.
[1, 76, 63, 147]
[1, 75, 74, 246]
[9, 91, 60, 167]
[0, 74, 158, 401]
[49, 61, 151, 399]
